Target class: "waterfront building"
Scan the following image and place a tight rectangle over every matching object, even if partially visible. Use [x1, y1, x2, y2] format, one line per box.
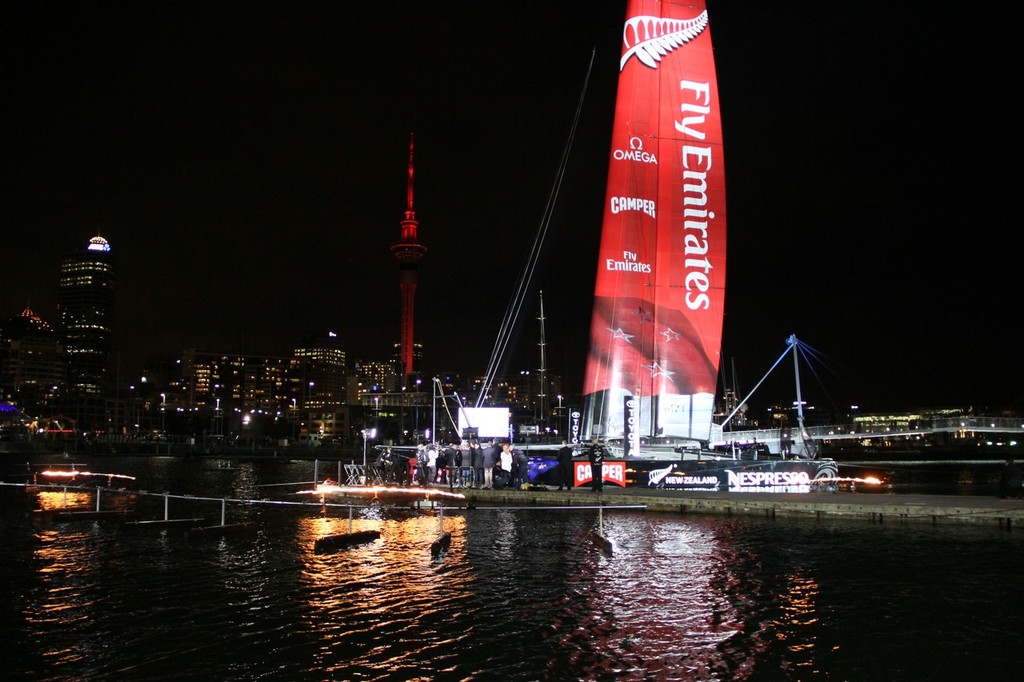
[158, 348, 357, 442]
[390, 341, 423, 387]
[173, 350, 302, 411]
[351, 359, 398, 399]
[294, 331, 347, 408]
[0, 306, 63, 414]
[58, 235, 115, 396]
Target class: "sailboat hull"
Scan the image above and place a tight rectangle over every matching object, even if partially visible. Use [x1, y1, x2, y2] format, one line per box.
[523, 451, 839, 492]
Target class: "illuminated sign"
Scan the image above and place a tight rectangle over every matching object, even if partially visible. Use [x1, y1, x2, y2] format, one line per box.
[574, 460, 627, 487]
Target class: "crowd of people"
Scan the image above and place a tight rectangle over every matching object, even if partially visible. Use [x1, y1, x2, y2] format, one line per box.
[366, 438, 608, 491]
[368, 440, 524, 490]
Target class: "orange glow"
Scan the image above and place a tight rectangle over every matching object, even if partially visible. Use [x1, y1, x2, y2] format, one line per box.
[36, 489, 92, 511]
[40, 469, 136, 481]
[299, 484, 466, 502]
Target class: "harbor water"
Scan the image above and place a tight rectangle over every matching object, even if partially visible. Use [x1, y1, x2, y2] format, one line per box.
[2, 455, 1023, 681]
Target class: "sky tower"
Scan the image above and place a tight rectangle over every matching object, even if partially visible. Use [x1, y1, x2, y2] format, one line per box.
[390, 133, 427, 385]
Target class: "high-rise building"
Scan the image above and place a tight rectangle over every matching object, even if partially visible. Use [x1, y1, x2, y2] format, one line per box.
[58, 235, 115, 395]
[390, 133, 427, 385]
[0, 306, 64, 412]
[294, 330, 347, 408]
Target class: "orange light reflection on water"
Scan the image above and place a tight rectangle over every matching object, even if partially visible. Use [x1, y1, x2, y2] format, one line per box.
[36, 489, 92, 511]
[26, 526, 103, 666]
[294, 507, 469, 674]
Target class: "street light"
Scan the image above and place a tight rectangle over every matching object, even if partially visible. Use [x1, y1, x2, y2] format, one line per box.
[432, 378, 439, 445]
[128, 385, 136, 436]
[557, 394, 563, 436]
[415, 378, 422, 439]
[362, 427, 377, 468]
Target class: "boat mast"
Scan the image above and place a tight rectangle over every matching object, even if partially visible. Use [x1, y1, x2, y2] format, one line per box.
[790, 333, 806, 431]
[537, 290, 547, 430]
[787, 333, 819, 458]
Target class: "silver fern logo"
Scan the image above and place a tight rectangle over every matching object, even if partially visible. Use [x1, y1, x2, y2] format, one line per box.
[620, 10, 709, 71]
[647, 464, 675, 486]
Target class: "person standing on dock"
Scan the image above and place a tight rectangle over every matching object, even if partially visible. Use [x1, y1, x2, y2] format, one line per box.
[557, 440, 574, 490]
[470, 441, 483, 488]
[481, 441, 498, 489]
[513, 446, 529, 489]
[426, 444, 438, 485]
[415, 445, 429, 486]
[457, 441, 470, 487]
[496, 442, 513, 489]
[587, 438, 605, 492]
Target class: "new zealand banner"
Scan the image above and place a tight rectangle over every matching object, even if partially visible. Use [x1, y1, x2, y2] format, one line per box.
[583, 0, 726, 443]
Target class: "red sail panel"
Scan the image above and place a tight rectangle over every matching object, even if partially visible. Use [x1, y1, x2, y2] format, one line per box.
[583, 0, 725, 442]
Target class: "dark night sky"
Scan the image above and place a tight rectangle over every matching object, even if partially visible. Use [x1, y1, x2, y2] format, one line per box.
[2, 1, 1020, 416]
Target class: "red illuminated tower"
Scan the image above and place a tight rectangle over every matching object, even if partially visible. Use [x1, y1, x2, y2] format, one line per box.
[390, 133, 427, 384]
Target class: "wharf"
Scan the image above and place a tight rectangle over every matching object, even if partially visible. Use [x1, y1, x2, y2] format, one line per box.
[426, 485, 1024, 529]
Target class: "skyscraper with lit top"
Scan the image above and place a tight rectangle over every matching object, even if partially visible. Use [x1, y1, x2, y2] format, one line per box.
[58, 235, 115, 395]
[390, 134, 427, 385]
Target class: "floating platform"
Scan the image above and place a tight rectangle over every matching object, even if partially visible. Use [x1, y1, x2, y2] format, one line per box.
[314, 530, 382, 553]
[588, 530, 613, 556]
[430, 531, 452, 557]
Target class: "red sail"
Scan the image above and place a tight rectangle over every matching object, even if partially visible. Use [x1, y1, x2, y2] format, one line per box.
[583, 0, 725, 443]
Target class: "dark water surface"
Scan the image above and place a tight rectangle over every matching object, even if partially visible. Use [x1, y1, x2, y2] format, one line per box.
[3, 455, 1023, 681]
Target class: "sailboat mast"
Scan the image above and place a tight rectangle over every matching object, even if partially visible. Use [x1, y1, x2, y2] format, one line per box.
[538, 290, 548, 429]
[790, 333, 806, 431]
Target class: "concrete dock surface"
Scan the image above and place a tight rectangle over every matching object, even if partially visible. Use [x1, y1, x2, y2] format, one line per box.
[438, 484, 1024, 528]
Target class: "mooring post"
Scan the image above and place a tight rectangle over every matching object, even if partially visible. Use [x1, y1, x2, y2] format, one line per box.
[314, 459, 320, 485]
[221, 499, 227, 526]
[348, 505, 353, 534]
[164, 493, 170, 520]
[96, 486, 102, 511]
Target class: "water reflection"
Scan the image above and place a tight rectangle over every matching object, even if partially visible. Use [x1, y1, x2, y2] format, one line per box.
[296, 507, 471, 679]
[550, 512, 746, 679]
[35, 489, 93, 511]
[5, 458, 1024, 680]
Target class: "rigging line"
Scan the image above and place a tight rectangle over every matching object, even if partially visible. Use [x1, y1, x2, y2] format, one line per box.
[795, 343, 845, 418]
[477, 50, 594, 404]
[477, 49, 596, 406]
[441, 390, 463, 434]
[479, 152, 567, 396]
[719, 340, 793, 429]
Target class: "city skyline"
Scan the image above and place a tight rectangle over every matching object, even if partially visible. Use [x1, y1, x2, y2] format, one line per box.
[2, 1, 1020, 414]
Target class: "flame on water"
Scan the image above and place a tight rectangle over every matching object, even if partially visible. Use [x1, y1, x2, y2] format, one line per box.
[40, 469, 136, 481]
[298, 484, 467, 502]
[810, 476, 883, 486]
